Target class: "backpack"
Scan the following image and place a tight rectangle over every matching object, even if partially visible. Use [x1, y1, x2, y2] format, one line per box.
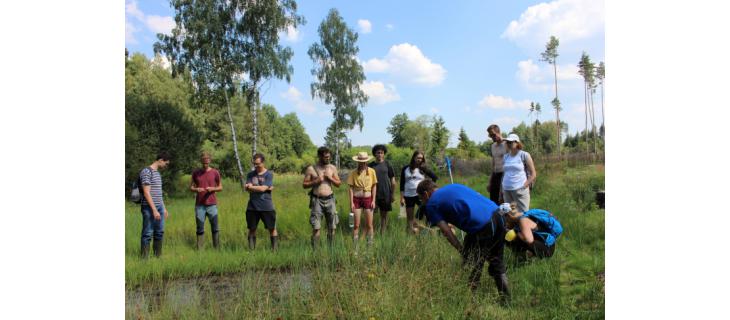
[521, 209, 562, 247]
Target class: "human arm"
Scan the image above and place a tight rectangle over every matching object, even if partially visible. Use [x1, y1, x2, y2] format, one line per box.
[517, 217, 536, 244]
[302, 166, 323, 189]
[523, 153, 537, 188]
[327, 166, 342, 187]
[349, 187, 355, 212]
[371, 183, 377, 208]
[190, 173, 203, 193]
[142, 185, 160, 220]
[400, 167, 407, 205]
[422, 167, 438, 182]
[436, 221, 462, 252]
[206, 171, 223, 192]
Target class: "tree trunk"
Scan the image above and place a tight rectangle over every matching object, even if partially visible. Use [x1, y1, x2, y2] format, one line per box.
[584, 81, 589, 158]
[553, 62, 560, 161]
[251, 81, 258, 158]
[590, 88, 597, 156]
[601, 82, 605, 138]
[335, 107, 340, 169]
[222, 84, 246, 191]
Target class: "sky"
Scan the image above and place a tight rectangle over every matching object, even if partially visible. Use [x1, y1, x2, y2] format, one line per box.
[126, 0, 605, 148]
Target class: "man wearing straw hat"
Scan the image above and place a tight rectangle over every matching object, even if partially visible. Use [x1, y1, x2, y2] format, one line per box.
[347, 151, 378, 247]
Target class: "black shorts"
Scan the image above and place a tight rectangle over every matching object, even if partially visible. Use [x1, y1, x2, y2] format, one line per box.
[404, 196, 421, 209]
[375, 197, 392, 212]
[246, 210, 276, 230]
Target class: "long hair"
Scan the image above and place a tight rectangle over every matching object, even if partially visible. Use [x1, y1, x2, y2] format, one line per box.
[409, 150, 425, 173]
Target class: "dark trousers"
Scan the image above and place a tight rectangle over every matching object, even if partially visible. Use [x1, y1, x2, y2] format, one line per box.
[488, 172, 504, 204]
[462, 214, 507, 288]
[506, 236, 555, 258]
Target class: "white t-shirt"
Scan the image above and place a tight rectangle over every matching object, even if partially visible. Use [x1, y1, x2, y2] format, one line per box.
[502, 151, 529, 191]
[403, 167, 427, 197]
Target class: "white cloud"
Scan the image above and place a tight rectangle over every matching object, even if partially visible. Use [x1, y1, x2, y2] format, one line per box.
[284, 25, 300, 42]
[502, 0, 604, 49]
[126, 20, 139, 44]
[430, 107, 440, 114]
[362, 43, 446, 86]
[151, 54, 171, 70]
[126, 1, 175, 36]
[146, 15, 175, 35]
[360, 81, 400, 105]
[478, 94, 531, 110]
[516, 59, 582, 91]
[358, 19, 372, 34]
[386, 24, 394, 31]
[281, 86, 316, 114]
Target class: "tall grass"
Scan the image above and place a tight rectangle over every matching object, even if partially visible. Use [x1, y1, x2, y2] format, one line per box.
[126, 165, 604, 319]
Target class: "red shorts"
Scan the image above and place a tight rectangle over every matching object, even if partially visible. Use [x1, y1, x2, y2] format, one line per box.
[353, 196, 374, 210]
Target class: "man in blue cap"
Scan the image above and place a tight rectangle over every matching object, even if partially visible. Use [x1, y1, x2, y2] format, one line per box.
[416, 179, 510, 301]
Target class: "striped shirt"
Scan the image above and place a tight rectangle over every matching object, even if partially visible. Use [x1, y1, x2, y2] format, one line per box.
[139, 167, 164, 207]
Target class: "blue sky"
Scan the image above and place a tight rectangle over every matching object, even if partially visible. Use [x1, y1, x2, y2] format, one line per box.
[126, 0, 605, 147]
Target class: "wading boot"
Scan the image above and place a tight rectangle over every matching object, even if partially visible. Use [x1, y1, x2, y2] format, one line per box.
[248, 236, 256, 250]
[140, 243, 150, 259]
[196, 234, 204, 250]
[152, 239, 163, 258]
[271, 236, 278, 251]
[212, 232, 220, 249]
[311, 235, 320, 250]
[493, 273, 511, 304]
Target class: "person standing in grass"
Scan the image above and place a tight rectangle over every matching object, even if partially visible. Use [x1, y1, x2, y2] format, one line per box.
[138, 152, 171, 259]
[303, 147, 342, 249]
[368, 144, 396, 235]
[501, 133, 537, 213]
[486, 124, 507, 204]
[416, 180, 511, 301]
[190, 152, 222, 250]
[400, 151, 438, 233]
[245, 153, 278, 251]
[348, 151, 378, 247]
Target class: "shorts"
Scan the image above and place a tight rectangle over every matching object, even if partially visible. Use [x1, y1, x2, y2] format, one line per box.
[404, 196, 421, 209]
[375, 197, 392, 212]
[246, 210, 276, 230]
[310, 197, 338, 230]
[503, 186, 530, 213]
[353, 196, 373, 210]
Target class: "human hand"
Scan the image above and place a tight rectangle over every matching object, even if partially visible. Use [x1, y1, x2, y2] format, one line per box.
[164, 209, 169, 219]
[400, 197, 405, 206]
[371, 199, 376, 208]
[205, 187, 214, 192]
[153, 209, 161, 221]
[351, 204, 356, 212]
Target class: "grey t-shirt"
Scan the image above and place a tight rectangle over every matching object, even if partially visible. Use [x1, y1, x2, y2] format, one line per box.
[369, 161, 395, 201]
[246, 170, 275, 211]
[491, 141, 507, 173]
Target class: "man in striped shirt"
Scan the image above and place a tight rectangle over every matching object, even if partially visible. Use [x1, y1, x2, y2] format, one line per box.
[139, 152, 171, 258]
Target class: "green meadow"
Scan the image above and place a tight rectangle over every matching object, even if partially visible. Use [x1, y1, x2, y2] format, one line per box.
[126, 164, 604, 319]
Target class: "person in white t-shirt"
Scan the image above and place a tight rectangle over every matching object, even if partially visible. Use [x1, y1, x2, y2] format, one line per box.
[501, 134, 537, 213]
[399, 150, 438, 234]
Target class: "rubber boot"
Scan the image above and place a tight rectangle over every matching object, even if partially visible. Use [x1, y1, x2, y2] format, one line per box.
[212, 232, 220, 249]
[493, 273, 511, 304]
[248, 236, 256, 250]
[140, 243, 150, 259]
[196, 234, 204, 250]
[270, 236, 278, 251]
[153, 239, 163, 258]
[311, 235, 320, 250]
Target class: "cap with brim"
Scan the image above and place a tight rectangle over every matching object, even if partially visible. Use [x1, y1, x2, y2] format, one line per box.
[504, 133, 520, 142]
[352, 151, 374, 162]
[498, 203, 512, 215]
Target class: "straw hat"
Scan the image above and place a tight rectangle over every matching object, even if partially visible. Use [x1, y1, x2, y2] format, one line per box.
[352, 151, 374, 162]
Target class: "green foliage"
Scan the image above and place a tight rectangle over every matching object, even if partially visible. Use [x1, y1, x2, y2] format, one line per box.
[308, 8, 368, 167]
[430, 116, 450, 164]
[387, 112, 410, 147]
[125, 54, 204, 194]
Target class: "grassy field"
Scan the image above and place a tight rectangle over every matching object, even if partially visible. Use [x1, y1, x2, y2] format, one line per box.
[126, 164, 604, 319]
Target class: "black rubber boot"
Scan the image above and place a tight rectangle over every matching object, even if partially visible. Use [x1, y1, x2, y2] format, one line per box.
[140, 243, 150, 259]
[248, 236, 256, 250]
[311, 235, 320, 250]
[196, 234, 204, 250]
[153, 239, 163, 258]
[212, 232, 219, 249]
[271, 236, 278, 251]
[493, 273, 511, 304]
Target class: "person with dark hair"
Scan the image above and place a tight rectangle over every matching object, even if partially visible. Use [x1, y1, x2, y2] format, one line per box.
[503, 203, 562, 260]
[486, 124, 507, 203]
[416, 180, 510, 301]
[138, 152, 171, 258]
[369, 144, 396, 234]
[501, 134, 537, 213]
[303, 147, 342, 249]
[190, 152, 222, 250]
[400, 150, 437, 233]
[245, 153, 278, 251]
